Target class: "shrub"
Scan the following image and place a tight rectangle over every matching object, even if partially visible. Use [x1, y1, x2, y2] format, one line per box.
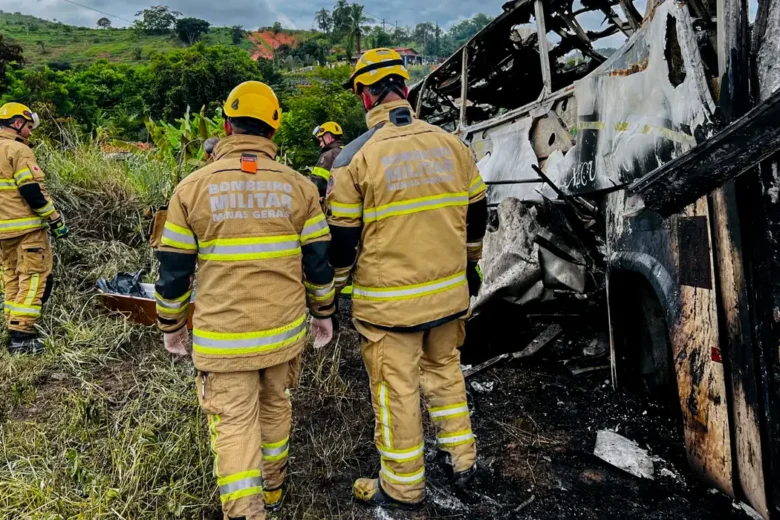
[47, 61, 72, 71]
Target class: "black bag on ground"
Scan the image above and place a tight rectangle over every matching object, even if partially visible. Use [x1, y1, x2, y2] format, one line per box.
[95, 271, 146, 298]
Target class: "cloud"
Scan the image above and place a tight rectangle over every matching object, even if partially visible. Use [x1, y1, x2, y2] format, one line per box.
[3, 0, 726, 50]
[0, 0, 508, 29]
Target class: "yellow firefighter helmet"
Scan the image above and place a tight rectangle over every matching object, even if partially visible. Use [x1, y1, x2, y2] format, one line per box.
[0, 102, 40, 129]
[313, 121, 344, 138]
[344, 48, 411, 93]
[223, 81, 282, 130]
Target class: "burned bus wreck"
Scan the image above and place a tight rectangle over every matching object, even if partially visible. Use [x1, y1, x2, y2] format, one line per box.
[410, 0, 780, 518]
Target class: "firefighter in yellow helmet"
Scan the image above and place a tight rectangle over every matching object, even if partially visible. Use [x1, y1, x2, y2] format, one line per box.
[326, 48, 488, 509]
[154, 81, 336, 519]
[0, 102, 69, 355]
[310, 121, 344, 201]
[310, 121, 354, 297]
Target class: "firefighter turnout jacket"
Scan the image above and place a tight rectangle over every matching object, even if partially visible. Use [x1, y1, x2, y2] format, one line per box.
[311, 139, 343, 200]
[0, 128, 60, 334]
[326, 100, 488, 330]
[0, 129, 61, 239]
[155, 135, 336, 373]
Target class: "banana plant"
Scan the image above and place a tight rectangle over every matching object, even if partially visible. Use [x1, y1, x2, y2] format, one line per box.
[145, 105, 226, 201]
[145, 105, 225, 170]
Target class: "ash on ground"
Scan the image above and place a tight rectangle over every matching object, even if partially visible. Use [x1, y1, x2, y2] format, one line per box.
[282, 304, 754, 520]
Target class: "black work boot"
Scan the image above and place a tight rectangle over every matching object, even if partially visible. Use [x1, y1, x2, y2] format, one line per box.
[436, 450, 478, 491]
[8, 331, 46, 355]
[453, 463, 478, 490]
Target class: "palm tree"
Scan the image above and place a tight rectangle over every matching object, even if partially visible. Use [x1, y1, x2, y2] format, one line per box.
[332, 0, 351, 38]
[344, 4, 369, 61]
[315, 8, 332, 35]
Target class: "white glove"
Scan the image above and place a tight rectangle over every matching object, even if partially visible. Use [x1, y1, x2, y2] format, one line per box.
[164, 328, 190, 357]
[311, 317, 334, 349]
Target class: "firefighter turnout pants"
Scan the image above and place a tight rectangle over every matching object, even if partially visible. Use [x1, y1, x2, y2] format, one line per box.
[197, 361, 294, 520]
[355, 319, 477, 503]
[1, 229, 53, 334]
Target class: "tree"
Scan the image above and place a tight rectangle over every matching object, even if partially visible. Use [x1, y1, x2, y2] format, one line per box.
[231, 25, 244, 45]
[274, 65, 366, 171]
[97, 17, 111, 29]
[256, 57, 285, 90]
[142, 43, 262, 121]
[292, 36, 329, 66]
[275, 44, 293, 62]
[413, 22, 435, 53]
[448, 13, 493, 48]
[282, 55, 301, 72]
[0, 35, 24, 91]
[392, 25, 409, 46]
[421, 23, 444, 57]
[36, 40, 47, 54]
[365, 27, 393, 50]
[344, 3, 369, 61]
[434, 22, 441, 57]
[471, 13, 492, 32]
[332, 0, 351, 40]
[175, 17, 210, 45]
[315, 8, 333, 35]
[272, 21, 283, 34]
[134, 5, 181, 34]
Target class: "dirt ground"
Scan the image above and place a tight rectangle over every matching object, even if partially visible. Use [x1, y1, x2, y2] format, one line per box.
[283, 302, 757, 520]
[1, 294, 758, 519]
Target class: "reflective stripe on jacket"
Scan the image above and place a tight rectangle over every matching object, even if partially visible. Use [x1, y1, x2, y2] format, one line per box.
[326, 100, 487, 328]
[0, 129, 60, 240]
[310, 140, 344, 200]
[312, 140, 344, 182]
[156, 135, 335, 373]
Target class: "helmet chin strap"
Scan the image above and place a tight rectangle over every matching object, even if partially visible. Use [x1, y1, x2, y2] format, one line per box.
[362, 83, 408, 113]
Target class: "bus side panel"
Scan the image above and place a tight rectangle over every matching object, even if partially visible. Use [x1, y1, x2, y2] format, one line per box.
[672, 197, 735, 494]
[607, 191, 734, 494]
[711, 185, 770, 517]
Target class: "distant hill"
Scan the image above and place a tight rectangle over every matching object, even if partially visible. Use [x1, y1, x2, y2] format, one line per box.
[0, 11, 315, 67]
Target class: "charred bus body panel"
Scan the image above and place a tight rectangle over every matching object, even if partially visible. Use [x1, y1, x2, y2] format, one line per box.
[411, 0, 780, 517]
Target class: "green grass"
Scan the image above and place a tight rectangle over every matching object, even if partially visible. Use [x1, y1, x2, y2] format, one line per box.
[0, 142, 210, 517]
[0, 140, 375, 518]
[0, 139, 558, 520]
[0, 12, 255, 66]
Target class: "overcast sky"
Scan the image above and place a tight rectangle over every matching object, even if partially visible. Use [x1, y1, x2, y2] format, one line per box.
[0, 0, 757, 46]
[0, 0, 510, 30]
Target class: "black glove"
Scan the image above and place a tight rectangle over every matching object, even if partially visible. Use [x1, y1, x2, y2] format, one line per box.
[467, 261, 482, 297]
[49, 217, 70, 240]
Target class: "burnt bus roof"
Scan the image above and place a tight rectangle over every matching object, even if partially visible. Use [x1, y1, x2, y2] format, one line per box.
[410, 0, 649, 126]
